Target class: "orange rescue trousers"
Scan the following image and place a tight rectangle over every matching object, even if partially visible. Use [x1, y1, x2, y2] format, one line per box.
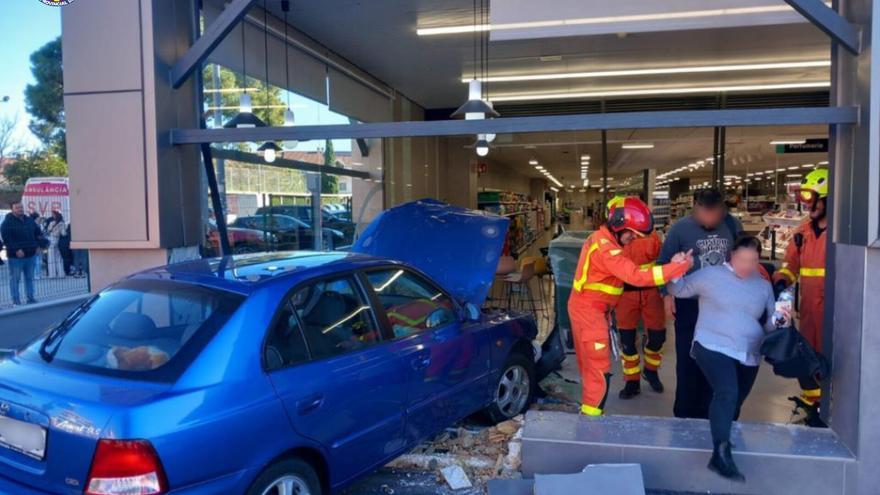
[571, 308, 613, 416]
[616, 288, 666, 382]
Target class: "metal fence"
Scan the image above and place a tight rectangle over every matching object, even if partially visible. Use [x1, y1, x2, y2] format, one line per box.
[0, 250, 90, 310]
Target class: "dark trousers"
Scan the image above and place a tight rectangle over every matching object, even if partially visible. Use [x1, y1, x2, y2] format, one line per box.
[673, 298, 713, 418]
[693, 342, 760, 445]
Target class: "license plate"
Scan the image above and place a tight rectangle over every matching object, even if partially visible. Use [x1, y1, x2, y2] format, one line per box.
[0, 415, 46, 460]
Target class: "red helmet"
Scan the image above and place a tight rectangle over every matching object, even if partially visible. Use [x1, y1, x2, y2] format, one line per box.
[607, 196, 654, 236]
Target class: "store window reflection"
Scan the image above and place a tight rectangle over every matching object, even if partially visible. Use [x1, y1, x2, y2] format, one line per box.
[201, 64, 383, 256]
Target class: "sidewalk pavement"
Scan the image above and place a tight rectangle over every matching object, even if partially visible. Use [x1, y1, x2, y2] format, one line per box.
[0, 296, 86, 349]
[0, 264, 89, 310]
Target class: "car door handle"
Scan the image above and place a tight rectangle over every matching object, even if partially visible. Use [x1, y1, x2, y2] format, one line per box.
[411, 355, 431, 371]
[295, 395, 324, 415]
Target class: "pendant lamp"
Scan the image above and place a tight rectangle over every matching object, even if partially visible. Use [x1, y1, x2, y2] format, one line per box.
[224, 8, 266, 129]
[281, 0, 298, 150]
[258, 0, 279, 163]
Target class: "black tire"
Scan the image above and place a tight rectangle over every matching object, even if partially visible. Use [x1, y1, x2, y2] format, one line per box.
[484, 351, 536, 423]
[247, 457, 322, 495]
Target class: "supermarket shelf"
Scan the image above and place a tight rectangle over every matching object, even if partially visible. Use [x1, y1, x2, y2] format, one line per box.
[515, 235, 539, 256]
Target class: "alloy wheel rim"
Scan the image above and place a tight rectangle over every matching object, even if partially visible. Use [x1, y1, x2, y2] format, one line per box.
[496, 364, 529, 417]
[261, 475, 310, 495]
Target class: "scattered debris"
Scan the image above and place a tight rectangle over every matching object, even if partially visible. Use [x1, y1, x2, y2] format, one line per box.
[441, 464, 473, 490]
[385, 415, 526, 491]
[534, 464, 646, 495]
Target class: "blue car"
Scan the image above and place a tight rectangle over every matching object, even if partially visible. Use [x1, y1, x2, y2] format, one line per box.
[0, 200, 550, 495]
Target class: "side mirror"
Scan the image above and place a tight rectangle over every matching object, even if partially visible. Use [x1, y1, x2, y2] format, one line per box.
[463, 302, 481, 322]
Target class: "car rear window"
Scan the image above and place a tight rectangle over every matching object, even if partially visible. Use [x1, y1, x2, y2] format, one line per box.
[21, 279, 243, 381]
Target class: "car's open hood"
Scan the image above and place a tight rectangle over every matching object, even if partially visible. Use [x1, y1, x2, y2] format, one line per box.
[352, 199, 509, 308]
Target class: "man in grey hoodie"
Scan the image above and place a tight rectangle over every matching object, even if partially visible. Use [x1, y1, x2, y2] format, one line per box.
[658, 188, 741, 419]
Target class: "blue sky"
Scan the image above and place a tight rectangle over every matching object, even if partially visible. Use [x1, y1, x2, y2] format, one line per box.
[0, 1, 62, 149]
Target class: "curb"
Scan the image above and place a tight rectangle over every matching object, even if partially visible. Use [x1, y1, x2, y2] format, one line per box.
[0, 293, 90, 317]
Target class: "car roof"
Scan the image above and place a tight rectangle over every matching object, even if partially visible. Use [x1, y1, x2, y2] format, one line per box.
[129, 251, 391, 295]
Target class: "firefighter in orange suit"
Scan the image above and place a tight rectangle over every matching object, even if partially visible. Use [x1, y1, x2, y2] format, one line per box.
[615, 228, 667, 399]
[772, 168, 829, 427]
[568, 197, 692, 416]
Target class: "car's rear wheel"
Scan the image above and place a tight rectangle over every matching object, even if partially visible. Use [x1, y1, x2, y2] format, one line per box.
[248, 458, 322, 495]
[485, 352, 535, 423]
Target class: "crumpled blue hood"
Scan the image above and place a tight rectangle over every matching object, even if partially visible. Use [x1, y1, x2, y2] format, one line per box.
[352, 199, 510, 308]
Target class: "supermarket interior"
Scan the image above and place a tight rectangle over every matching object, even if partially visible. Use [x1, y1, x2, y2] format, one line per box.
[451, 125, 827, 420]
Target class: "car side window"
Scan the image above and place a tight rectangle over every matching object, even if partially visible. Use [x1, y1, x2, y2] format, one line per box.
[264, 303, 310, 371]
[290, 277, 380, 360]
[365, 269, 457, 339]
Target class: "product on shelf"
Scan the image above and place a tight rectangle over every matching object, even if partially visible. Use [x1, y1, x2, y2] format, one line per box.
[478, 190, 542, 257]
[761, 205, 808, 257]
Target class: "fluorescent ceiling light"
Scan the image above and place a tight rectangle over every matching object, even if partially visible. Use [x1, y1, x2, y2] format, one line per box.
[491, 82, 830, 103]
[581, 155, 590, 160]
[787, 174, 803, 177]
[529, 159, 539, 165]
[788, 166, 800, 170]
[550, 186, 559, 192]
[770, 139, 807, 145]
[535, 165, 544, 170]
[818, 161, 829, 165]
[463, 60, 830, 83]
[622, 143, 654, 149]
[417, 4, 812, 36]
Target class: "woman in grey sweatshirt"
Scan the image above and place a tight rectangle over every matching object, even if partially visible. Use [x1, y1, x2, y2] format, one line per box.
[666, 235, 783, 482]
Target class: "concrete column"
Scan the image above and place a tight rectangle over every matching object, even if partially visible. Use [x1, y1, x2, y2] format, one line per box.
[62, 0, 202, 291]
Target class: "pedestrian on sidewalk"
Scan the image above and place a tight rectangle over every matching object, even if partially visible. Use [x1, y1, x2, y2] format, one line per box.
[658, 188, 741, 419]
[666, 236, 785, 482]
[1, 202, 44, 306]
[46, 211, 67, 278]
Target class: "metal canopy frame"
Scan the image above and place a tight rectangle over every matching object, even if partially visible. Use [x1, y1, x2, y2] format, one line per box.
[170, 107, 858, 144]
[171, 0, 257, 89]
[784, 0, 861, 55]
[211, 148, 370, 179]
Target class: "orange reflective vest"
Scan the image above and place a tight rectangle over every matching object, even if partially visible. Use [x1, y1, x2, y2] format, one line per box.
[568, 226, 690, 339]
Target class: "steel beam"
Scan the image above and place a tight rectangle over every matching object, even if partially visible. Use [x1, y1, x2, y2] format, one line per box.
[171, 0, 257, 89]
[170, 107, 858, 144]
[785, 0, 861, 55]
[211, 148, 371, 179]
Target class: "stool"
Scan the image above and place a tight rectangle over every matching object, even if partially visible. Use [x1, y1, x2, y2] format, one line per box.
[503, 260, 537, 313]
[487, 255, 516, 309]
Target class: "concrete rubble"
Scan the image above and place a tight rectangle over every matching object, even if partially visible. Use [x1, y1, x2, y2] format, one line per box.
[386, 415, 525, 491]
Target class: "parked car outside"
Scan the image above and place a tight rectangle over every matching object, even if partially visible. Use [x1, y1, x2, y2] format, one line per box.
[256, 206, 354, 246]
[232, 214, 344, 251]
[0, 200, 551, 495]
[205, 221, 276, 257]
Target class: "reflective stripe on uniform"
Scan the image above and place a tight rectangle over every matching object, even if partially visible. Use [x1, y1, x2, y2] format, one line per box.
[622, 365, 641, 375]
[610, 249, 622, 256]
[594, 341, 607, 350]
[573, 243, 601, 292]
[621, 353, 639, 362]
[639, 262, 655, 269]
[583, 282, 624, 295]
[644, 354, 662, 367]
[800, 267, 826, 277]
[652, 265, 665, 286]
[581, 404, 603, 416]
[802, 388, 822, 398]
[778, 266, 797, 283]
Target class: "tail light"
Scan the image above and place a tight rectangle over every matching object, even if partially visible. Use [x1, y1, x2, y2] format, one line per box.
[85, 439, 167, 495]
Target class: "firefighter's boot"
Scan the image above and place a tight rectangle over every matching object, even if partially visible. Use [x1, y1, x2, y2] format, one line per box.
[618, 380, 641, 400]
[643, 369, 664, 393]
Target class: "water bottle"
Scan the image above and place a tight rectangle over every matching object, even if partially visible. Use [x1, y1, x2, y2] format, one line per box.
[773, 286, 796, 327]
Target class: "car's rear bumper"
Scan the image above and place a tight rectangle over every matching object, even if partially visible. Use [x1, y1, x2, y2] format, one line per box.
[0, 474, 52, 495]
[0, 468, 258, 495]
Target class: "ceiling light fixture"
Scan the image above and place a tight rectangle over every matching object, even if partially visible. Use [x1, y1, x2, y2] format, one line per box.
[453, 0, 499, 122]
[475, 136, 490, 157]
[224, 12, 266, 129]
[490, 82, 830, 102]
[417, 4, 809, 36]
[258, 0, 277, 163]
[770, 139, 807, 145]
[622, 143, 654, 149]
[281, 0, 297, 150]
[462, 60, 830, 83]
[529, 159, 539, 165]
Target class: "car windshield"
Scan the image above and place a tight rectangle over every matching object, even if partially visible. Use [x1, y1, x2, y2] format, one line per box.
[21, 279, 243, 381]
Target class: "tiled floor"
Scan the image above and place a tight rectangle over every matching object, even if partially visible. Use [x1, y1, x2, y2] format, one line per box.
[509, 221, 802, 424]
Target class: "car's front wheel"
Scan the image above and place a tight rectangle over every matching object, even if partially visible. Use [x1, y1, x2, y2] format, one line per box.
[248, 458, 322, 495]
[485, 352, 535, 423]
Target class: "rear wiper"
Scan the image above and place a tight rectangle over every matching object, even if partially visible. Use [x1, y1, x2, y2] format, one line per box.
[38, 297, 95, 363]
